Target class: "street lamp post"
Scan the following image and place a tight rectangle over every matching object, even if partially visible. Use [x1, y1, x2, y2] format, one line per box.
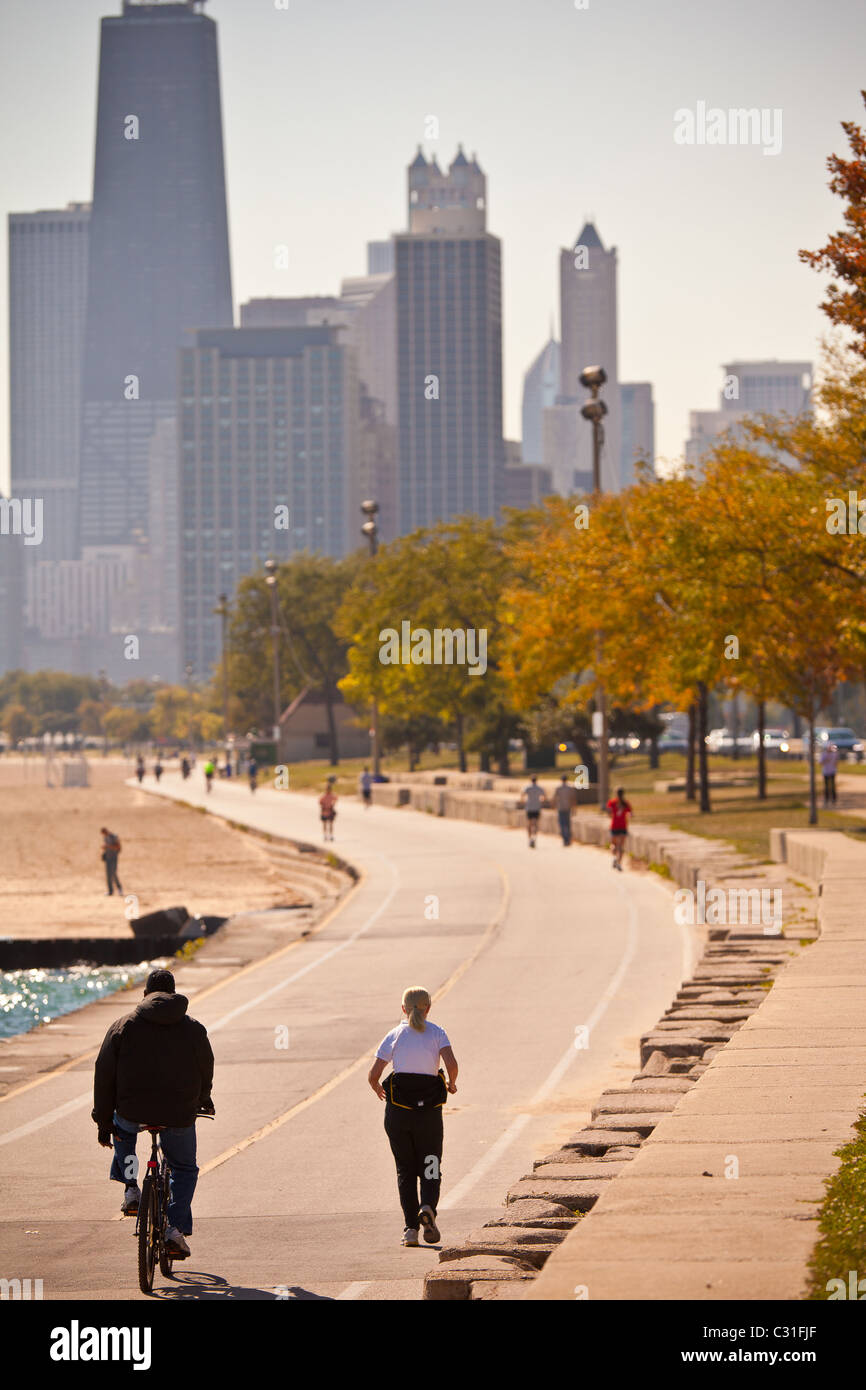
[184, 663, 195, 752]
[263, 559, 281, 748]
[214, 592, 230, 745]
[360, 499, 381, 777]
[579, 366, 610, 810]
[98, 668, 108, 758]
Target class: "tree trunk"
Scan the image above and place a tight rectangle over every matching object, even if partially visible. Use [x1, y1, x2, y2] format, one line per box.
[408, 737, 418, 772]
[497, 748, 510, 777]
[649, 734, 659, 770]
[686, 702, 697, 801]
[456, 713, 467, 773]
[479, 748, 491, 773]
[697, 682, 711, 812]
[808, 713, 817, 825]
[324, 686, 339, 766]
[757, 699, 767, 800]
[730, 692, 739, 761]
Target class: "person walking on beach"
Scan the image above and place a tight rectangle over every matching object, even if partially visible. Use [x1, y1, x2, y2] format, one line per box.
[553, 773, 577, 846]
[319, 780, 337, 841]
[135, 756, 145, 784]
[519, 774, 547, 848]
[368, 986, 458, 1247]
[820, 741, 838, 806]
[359, 766, 373, 809]
[92, 969, 215, 1260]
[153, 758, 163, 783]
[606, 787, 632, 870]
[100, 826, 123, 896]
[203, 758, 215, 793]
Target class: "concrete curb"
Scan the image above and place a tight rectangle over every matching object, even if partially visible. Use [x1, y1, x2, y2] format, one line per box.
[422, 810, 821, 1301]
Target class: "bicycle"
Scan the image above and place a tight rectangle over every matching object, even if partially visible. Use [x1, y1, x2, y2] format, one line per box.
[135, 1112, 213, 1294]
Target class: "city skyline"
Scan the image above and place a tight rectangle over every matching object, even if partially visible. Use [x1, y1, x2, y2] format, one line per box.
[1, 0, 862, 499]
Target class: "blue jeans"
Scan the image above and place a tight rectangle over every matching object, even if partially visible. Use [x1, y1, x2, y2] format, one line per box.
[110, 1112, 198, 1236]
[558, 809, 572, 845]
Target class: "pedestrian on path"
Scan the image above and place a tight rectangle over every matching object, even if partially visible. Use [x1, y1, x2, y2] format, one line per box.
[100, 826, 123, 896]
[248, 756, 258, 793]
[135, 756, 145, 784]
[820, 742, 838, 806]
[319, 780, 337, 840]
[181, 756, 190, 780]
[203, 758, 215, 793]
[154, 758, 163, 782]
[553, 773, 577, 846]
[607, 787, 632, 870]
[519, 774, 547, 847]
[368, 986, 458, 1248]
[359, 766, 373, 808]
[92, 968, 215, 1260]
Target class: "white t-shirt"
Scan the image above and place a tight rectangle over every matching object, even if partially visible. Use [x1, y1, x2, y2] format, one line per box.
[376, 1019, 450, 1075]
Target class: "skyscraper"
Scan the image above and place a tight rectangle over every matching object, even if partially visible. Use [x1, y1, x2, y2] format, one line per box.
[521, 336, 560, 466]
[79, 0, 233, 551]
[620, 382, 655, 486]
[685, 360, 812, 473]
[8, 204, 90, 564]
[179, 326, 359, 677]
[545, 222, 621, 493]
[395, 147, 504, 531]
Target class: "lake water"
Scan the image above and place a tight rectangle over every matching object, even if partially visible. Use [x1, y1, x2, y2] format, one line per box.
[0, 963, 154, 1039]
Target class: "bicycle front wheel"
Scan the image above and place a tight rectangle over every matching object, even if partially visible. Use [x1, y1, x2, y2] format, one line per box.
[137, 1176, 158, 1294]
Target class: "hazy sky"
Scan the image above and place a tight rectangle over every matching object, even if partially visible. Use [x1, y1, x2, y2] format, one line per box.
[1, 0, 864, 495]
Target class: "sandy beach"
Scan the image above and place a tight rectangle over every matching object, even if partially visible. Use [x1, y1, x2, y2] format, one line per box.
[0, 756, 304, 938]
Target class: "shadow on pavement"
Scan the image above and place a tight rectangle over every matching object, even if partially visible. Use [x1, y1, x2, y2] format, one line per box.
[151, 1271, 334, 1300]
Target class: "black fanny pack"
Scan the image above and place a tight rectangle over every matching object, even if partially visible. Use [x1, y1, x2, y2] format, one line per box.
[386, 1070, 447, 1110]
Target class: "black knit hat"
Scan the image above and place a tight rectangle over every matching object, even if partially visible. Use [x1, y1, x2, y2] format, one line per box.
[144, 969, 176, 995]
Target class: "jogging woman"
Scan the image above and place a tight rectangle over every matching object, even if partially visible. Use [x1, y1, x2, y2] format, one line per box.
[606, 786, 632, 870]
[368, 986, 458, 1247]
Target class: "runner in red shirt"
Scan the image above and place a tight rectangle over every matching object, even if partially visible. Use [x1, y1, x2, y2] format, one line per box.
[606, 787, 632, 871]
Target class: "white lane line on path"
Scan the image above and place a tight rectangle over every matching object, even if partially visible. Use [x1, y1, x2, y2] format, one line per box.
[439, 874, 640, 1211]
[335, 1281, 370, 1300]
[0, 859, 400, 1149]
[207, 855, 400, 1034]
[198, 865, 509, 1178]
[0, 1092, 93, 1148]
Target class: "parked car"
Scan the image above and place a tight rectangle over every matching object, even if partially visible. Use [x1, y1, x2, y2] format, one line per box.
[750, 728, 792, 758]
[658, 730, 689, 754]
[809, 727, 865, 762]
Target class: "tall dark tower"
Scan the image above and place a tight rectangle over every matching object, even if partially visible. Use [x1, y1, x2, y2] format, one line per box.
[79, 0, 233, 549]
[395, 147, 504, 531]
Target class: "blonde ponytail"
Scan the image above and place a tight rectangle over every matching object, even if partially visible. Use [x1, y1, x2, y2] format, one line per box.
[402, 986, 430, 1032]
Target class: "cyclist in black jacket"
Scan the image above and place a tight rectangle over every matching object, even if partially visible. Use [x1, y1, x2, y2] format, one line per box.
[92, 969, 214, 1259]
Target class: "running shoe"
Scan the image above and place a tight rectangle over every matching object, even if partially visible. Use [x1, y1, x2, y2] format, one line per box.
[418, 1206, 440, 1243]
[121, 1184, 141, 1216]
[402, 1227, 419, 1247]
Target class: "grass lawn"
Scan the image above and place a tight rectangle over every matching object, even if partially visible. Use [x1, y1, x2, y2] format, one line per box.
[257, 747, 866, 862]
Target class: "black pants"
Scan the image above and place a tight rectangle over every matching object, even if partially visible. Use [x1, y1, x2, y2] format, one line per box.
[384, 1101, 443, 1229]
[823, 773, 837, 804]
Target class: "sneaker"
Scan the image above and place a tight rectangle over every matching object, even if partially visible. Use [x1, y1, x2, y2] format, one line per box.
[165, 1227, 191, 1259]
[401, 1227, 419, 1247]
[418, 1205, 440, 1243]
[121, 1184, 141, 1216]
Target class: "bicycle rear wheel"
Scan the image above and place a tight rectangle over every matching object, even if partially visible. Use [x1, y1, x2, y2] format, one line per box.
[137, 1175, 158, 1294]
[158, 1166, 174, 1279]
